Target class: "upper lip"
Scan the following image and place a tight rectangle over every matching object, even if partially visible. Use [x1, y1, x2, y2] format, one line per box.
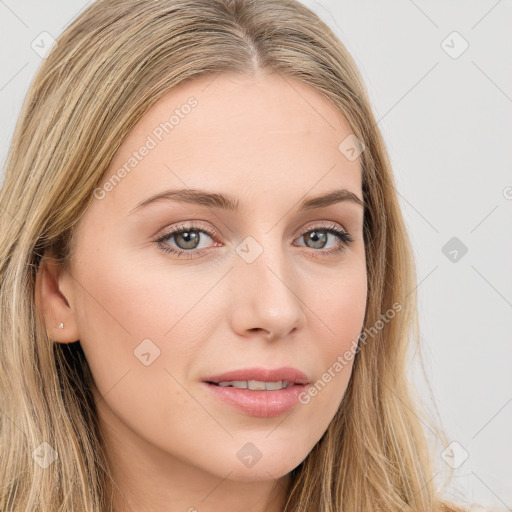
[203, 366, 310, 385]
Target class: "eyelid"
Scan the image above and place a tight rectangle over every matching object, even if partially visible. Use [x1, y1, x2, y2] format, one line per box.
[299, 219, 349, 235]
[154, 220, 220, 242]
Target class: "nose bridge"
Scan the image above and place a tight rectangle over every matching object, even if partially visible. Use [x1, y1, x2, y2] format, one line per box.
[229, 232, 306, 339]
[239, 231, 292, 291]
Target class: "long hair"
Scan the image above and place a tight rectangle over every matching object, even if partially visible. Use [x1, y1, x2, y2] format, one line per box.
[0, 0, 466, 510]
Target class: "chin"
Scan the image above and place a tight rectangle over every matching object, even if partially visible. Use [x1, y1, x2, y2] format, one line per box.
[224, 462, 298, 482]
[225, 442, 309, 482]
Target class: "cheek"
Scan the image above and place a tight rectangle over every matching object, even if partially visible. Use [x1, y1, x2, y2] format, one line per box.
[70, 239, 224, 392]
[310, 256, 367, 349]
[71, 246, 220, 452]
[301, 259, 367, 409]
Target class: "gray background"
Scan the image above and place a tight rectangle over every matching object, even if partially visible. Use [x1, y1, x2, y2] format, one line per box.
[1, 1, 511, 509]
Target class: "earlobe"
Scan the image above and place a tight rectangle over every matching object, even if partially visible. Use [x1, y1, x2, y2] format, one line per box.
[35, 252, 80, 344]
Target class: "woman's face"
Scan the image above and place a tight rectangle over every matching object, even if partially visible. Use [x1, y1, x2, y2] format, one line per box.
[59, 71, 367, 483]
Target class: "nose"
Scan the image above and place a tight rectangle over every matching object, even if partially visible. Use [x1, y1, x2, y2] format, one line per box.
[229, 239, 307, 342]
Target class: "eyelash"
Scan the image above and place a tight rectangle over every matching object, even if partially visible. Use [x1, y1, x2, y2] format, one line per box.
[154, 221, 354, 259]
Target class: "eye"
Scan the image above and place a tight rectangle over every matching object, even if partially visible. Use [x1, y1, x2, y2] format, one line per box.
[154, 222, 218, 259]
[153, 220, 354, 259]
[294, 221, 354, 256]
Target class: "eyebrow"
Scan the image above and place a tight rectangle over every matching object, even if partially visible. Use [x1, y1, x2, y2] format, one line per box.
[128, 187, 365, 215]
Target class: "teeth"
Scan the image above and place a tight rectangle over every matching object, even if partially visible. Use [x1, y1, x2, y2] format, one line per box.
[215, 380, 292, 390]
[262, 381, 284, 391]
[249, 380, 267, 390]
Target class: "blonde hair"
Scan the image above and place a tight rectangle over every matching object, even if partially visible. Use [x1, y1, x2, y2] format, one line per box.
[0, 0, 469, 510]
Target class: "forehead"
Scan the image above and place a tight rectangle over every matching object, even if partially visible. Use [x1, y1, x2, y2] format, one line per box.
[96, 72, 363, 216]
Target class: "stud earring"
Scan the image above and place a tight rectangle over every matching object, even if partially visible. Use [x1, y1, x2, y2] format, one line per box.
[58, 322, 64, 329]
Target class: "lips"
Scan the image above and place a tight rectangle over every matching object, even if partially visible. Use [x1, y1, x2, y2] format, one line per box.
[201, 366, 311, 417]
[203, 366, 310, 386]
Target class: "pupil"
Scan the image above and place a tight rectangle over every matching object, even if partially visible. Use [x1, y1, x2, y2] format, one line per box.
[177, 230, 199, 249]
[307, 230, 327, 249]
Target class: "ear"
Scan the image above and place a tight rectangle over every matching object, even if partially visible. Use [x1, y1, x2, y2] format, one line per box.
[35, 250, 80, 344]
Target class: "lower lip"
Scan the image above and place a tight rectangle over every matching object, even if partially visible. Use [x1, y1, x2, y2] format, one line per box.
[202, 382, 308, 418]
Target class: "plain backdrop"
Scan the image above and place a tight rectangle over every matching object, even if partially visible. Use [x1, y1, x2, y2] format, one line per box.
[1, 1, 511, 510]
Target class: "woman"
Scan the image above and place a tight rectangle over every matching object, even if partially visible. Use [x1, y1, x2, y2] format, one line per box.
[0, 0, 472, 510]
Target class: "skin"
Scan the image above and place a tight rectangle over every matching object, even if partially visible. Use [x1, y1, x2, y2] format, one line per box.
[37, 70, 367, 512]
